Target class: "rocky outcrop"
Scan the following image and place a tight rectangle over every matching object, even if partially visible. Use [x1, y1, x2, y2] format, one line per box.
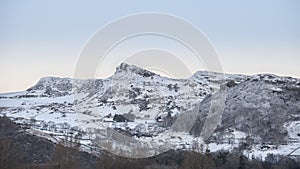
[191, 75, 300, 145]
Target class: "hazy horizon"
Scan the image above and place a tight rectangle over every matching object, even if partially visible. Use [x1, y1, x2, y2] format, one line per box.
[1, 0, 299, 93]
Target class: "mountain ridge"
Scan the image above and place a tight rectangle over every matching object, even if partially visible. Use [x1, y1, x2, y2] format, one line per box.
[0, 63, 299, 160]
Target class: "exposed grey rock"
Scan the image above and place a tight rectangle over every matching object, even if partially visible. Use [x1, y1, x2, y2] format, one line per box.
[191, 77, 300, 145]
[113, 114, 133, 122]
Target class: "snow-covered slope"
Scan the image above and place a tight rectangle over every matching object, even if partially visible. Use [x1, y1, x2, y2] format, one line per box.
[191, 74, 300, 160]
[0, 63, 299, 159]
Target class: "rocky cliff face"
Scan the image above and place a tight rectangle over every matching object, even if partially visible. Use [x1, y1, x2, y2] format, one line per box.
[191, 74, 300, 159]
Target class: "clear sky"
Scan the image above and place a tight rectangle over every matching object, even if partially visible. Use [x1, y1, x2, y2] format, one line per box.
[0, 0, 299, 93]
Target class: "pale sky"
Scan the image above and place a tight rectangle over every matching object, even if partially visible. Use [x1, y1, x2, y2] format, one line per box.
[0, 0, 299, 93]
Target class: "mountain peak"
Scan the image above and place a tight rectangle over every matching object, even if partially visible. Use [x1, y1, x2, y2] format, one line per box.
[115, 63, 138, 72]
[115, 63, 157, 77]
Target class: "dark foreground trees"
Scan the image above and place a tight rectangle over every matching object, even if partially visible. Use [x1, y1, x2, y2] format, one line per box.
[94, 150, 300, 169]
[0, 138, 28, 169]
[1, 139, 300, 169]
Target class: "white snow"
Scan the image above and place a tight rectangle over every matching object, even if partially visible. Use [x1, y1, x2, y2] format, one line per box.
[271, 87, 283, 92]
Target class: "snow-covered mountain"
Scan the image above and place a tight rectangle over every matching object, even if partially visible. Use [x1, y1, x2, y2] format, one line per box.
[0, 63, 299, 160]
